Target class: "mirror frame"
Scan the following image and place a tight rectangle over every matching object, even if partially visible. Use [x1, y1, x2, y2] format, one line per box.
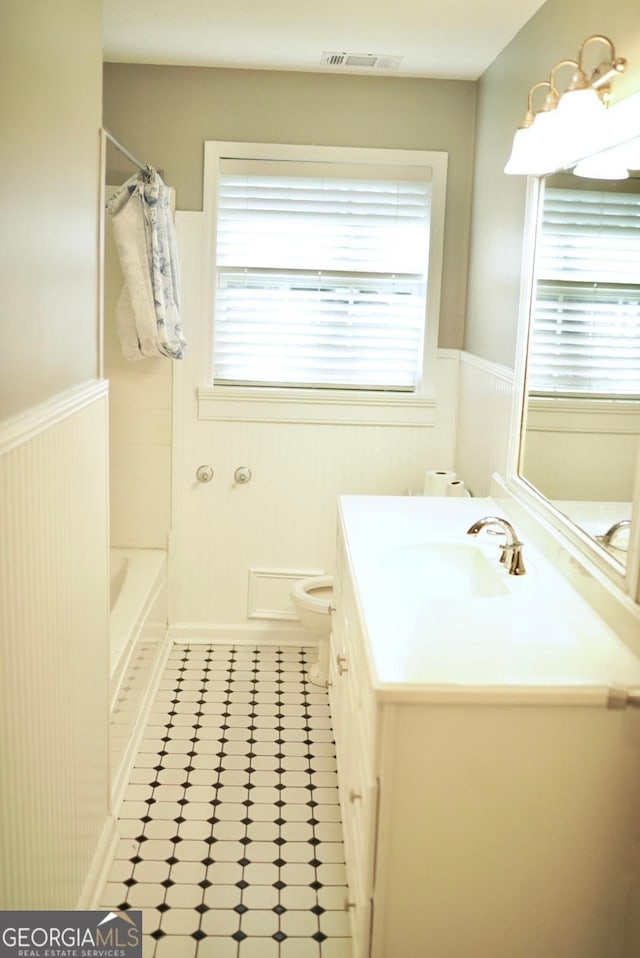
[505, 91, 640, 606]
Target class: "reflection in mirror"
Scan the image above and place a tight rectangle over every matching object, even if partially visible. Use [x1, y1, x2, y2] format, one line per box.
[519, 142, 640, 569]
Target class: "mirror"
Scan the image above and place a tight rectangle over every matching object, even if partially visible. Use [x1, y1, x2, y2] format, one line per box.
[518, 135, 640, 570]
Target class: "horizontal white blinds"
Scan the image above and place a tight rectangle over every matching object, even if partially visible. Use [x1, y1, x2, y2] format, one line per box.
[529, 186, 640, 397]
[213, 162, 432, 389]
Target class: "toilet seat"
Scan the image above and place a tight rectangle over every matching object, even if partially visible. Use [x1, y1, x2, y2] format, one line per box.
[290, 575, 334, 614]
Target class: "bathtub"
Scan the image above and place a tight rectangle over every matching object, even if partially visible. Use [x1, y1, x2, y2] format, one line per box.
[109, 547, 167, 692]
[109, 548, 168, 807]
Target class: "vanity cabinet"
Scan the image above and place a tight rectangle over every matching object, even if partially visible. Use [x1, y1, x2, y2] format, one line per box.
[330, 500, 640, 958]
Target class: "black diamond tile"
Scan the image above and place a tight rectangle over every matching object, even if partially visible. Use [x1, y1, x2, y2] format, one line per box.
[205, 836, 217, 846]
[240, 837, 252, 845]
[272, 931, 287, 942]
[166, 856, 179, 866]
[237, 857, 250, 867]
[312, 931, 328, 942]
[117, 902, 129, 911]
[150, 930, 166, 940]
[273, 858, 285, 867]
[307, 818, 318, 826]
[195, 904, 210, 914]
[310, 880, 323, 890]
[274, 837, 285, 846]
[123, 878, 137, 888]
[273, 880, 286, 890]
[233, 904, 248, 915]
[310, 904, 325, 915]
[272, 904, 286, 915]
[191, 929, 207, 942]
[129, 856, 142, 865]
[153, 765, 164, 772]
[232, 931, 247, 942]
[274, 818, 286, 827]
[174, 817, 185, 824]
[201, 857, 215, 866]
[136, 835, 147, 843]
[309, 858, 321, 868]
[157, 903, 170, 914]
[171, 836, 182, 844]
[308, 837, 320, 846]
[161, 879, 175, 888]
[199, 879, 212, 889]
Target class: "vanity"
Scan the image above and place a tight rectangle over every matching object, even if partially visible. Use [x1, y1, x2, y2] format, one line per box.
[330, 494, 640, 958]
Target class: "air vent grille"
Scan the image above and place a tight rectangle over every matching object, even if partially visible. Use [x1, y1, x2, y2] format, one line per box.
[321, 51, 403, 70]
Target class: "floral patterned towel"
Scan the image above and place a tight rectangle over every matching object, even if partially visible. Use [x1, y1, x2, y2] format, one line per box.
[107, 167, 186, 360]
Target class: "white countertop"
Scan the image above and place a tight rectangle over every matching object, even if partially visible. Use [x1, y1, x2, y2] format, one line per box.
[338, 495, 640, 704]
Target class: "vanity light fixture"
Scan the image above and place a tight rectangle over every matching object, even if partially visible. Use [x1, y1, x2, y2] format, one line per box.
[504, 35, 627, 176]
[574, 147, 630, 180]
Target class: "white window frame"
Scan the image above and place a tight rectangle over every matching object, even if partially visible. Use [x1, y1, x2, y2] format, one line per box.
[199, 142, 448, 418]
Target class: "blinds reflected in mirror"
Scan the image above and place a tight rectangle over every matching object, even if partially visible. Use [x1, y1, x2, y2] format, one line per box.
[529, 186, 640, 397]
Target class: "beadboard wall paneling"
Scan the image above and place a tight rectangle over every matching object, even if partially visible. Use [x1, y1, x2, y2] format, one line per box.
[454, 352, 515, 498]
[0, 383, 111, 908]
[104, 191, 173, 550]
[522, 401, 639, 502]
[169, 214, 460, 631]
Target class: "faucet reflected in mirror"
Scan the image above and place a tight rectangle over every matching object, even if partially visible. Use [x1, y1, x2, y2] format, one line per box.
[517, 153, 640, 571]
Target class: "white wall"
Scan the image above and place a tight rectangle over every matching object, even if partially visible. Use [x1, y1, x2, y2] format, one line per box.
[169, 215, 460, 635]
[0, 0, 110, 908]
[104, 195, 173, 549]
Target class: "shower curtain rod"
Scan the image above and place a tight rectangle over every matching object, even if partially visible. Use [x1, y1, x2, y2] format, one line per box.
[103, 127, 147, 172]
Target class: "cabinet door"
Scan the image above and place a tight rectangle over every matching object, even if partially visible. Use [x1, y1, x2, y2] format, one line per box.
[331, 549, 377, 958]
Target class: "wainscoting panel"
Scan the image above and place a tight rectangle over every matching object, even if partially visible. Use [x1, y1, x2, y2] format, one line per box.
[455, 352, 515, 497]
[0, 382, 111, 908]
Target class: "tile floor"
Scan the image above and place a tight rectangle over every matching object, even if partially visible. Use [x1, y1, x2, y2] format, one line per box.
[100, 644, 353, 958]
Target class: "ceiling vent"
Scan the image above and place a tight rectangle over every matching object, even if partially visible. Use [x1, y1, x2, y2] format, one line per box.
[321, 51, 403, 70]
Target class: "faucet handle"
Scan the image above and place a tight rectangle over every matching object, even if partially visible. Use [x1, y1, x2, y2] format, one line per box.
[502, 542, 526, 576]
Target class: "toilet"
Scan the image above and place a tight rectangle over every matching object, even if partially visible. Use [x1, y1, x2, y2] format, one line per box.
[290, 575, 334, 687]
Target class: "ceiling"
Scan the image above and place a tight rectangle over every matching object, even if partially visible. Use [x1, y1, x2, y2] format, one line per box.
[103, 0, 547, 81]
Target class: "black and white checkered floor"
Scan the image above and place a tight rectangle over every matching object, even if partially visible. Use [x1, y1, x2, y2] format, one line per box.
[100, 645, 352, 957]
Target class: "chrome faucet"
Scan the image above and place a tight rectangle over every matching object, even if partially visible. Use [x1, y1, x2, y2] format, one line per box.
[597, 519, 631, 549]
[466, 515, 526, 576]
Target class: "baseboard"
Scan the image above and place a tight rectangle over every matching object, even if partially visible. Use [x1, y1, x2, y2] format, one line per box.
[110, 628, 174, 816]
[76, 814, 119, 910]
[168, 622, 317, 647]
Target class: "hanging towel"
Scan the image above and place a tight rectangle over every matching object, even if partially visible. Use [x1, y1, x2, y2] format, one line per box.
[107, 167, 186, 361]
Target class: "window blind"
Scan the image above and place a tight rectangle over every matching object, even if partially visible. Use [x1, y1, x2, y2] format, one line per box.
[529, 186, 640, 397]
[213, 161, 432, 390]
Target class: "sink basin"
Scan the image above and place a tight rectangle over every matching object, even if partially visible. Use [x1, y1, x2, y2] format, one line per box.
[383, 540, 509, 599]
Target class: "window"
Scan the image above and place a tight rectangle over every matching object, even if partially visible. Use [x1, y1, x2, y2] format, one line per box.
[205, 144, 447, 393]
[529, 186, 640, 398]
